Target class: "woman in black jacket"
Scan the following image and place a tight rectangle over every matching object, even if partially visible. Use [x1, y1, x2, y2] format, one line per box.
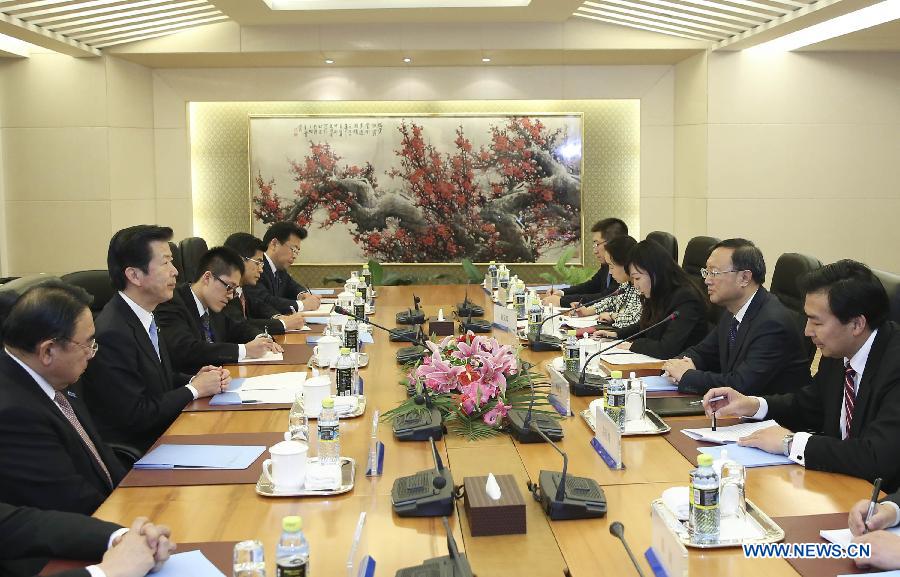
[595, 240, 708, 359]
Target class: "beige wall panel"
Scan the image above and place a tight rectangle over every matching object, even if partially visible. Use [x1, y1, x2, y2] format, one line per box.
[240, 25, 327, 53]
[5, 200, 110, 275]
[860, 198, 900, 272]
[111, 198, 157, 233]
[408, 67, 567, 100]
[0, 54, 107, 129]
[153, 74, 188, 130]
[673, 197, 707, 245]
[483, 23, 564, 50]
[156, 197, 193, 242]
[640, 196, 675, 244]
[561, 65, 672, 100]
[399, 23, 484, 51]
[3, 127, 110, 201]
[106, 57, 154, 129]
[641, 125, 673, 198]
[639, 67, 674, 127]
[154, 128, 191, 199]
[674, 124, 706, 199]
[674, 51, 707, 126]
[109, 128, 155, 200]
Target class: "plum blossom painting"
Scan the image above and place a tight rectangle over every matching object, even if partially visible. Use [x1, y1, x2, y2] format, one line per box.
[249, 114, 583, 264]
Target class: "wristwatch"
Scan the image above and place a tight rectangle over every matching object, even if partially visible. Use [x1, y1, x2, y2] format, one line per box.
[782, 433, 795, 457]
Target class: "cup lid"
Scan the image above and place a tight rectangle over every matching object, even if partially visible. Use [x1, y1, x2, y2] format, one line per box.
[269, 440, 308, 456]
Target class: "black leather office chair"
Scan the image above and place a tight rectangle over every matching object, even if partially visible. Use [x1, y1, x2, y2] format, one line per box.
[873, 268, 900, 324]
[646, 231, 678, 262]
[681, 236, 720, 278]
[770, 253, 822, 366]
[179, 237, 208, 282]
[61, 270, 116, 316]
[169, 241, 185, 280]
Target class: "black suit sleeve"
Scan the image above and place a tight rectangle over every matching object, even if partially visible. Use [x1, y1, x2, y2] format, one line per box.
[155, 297, 240, 372]
[626, 294, 706, 359]
[0, 405, 109, 515]
[222, 299, 285, 335]
[762, 370, 827, 434]
[221, 310, 263, 344]
[0, 502, 119, 565]
[682, 325, 721, 370]
[243, 281, 297, 316]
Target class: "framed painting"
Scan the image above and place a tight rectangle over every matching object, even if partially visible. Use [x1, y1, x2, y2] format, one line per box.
[249, 113, 583, 264]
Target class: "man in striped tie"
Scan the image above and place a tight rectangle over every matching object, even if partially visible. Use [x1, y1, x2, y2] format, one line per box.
[701, 260, 900, 492]
[0, 282, 125, 515]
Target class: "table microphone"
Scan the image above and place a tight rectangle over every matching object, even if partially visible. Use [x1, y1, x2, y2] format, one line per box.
[609, 522, 647, 577]
[529, 290, 620, 352]
[507, 362, 563, 443]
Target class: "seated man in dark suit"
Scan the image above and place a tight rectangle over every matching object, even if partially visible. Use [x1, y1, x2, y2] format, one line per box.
[0, 283, 125, 515]
[542, 217, 628, 307]
[242, 222, 321, 317]
[0, 503, 174, 577]
[704, 260, 900, 491]
[155, 246, 283, 374]
[847, 490, 900, 570]
[664, 239, 811, 395]
[83, 225, 230, 454]
[222, 232, 307, 334]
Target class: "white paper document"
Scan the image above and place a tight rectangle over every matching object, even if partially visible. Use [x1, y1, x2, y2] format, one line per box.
[598, 350, 664, 365]
[304, 303, 335, 315]
[681, 419, 779, 444]
[230, 372, 307, 391]
[238, 350, 284, 363]
[561, 316, 599, 329]
[234, 389, 301, 404]
[821, 526, 900, 547]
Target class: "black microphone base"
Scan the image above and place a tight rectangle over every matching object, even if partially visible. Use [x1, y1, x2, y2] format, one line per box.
[563, 370, 609, 397]
[390, 327, 421, 342]
[391, 468, 455, 517]
[532, 470, 607, 520]
[397, 310, 426, 325]
[393, 407, 445, 441]
[459, 319, 491, 333]
[456, 303, 484, 317]
[507, 409, 563, 443]
[395, 553, 473, 577]
[529, 336, 563, 352]
[397, 344, 429, 365]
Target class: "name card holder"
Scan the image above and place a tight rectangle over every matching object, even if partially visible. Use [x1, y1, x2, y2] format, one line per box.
[365, 409, 384, 477]
[645, 505, 688, 577]
[591, 406, 624, 470]
[347, 512, 376, 577]
[492, 303, 516, 332]
[546, 365, 572, 417]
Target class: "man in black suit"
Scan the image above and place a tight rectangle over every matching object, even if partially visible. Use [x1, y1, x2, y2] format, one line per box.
[0, 504, 174, 577]
[847, 490, 900, 570]
[82, 226, 230, 454]
[242, 222, 321, 317]
[542, 218, 628, 308]
[664, 239, 810, 395]
[0, 283, 124, 515]
[155, 247, 283, 374]
[222, 232, 307, 334]
[704, 260, 900, 491]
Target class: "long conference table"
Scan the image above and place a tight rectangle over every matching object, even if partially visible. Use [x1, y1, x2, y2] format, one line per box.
[94, 285, 871, 577]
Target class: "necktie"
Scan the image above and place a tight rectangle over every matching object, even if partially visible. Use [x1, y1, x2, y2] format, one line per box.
[54, 392, 113, 489]
[239, 291, 248, 318]
[148, 317, 161, 360]
[844, 363, 857, 439]
[201, 311, 215, 343]
[728, 317, 739, 351]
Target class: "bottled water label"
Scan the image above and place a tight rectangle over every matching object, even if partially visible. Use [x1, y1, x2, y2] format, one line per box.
[691, 484, 718, 509]
[344, 329, 358, 351]
[336, 368, 353, 396]
[359, 285, 368, 302]
[354, 303, 365, 318]
[276, 555, 308, 577]
[564, 346, 580, 372]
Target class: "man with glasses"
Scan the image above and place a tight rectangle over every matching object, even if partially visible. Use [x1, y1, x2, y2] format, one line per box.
[223, 232, 307, 334]
[156, 247, 283, 374]
[243, 222, 321, 317]
[663, 238, 810, 395]
[542, 218, 628, 308]
[0, 282, 125, 514]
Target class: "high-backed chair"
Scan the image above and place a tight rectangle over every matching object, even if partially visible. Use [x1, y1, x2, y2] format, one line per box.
[60, 270, 116, 316]
[169, 241, 184, 280]
[646, 231, 678, 262]
[680, 236, 722, 325]
[770, 253, 822, 366]
[179, 237, 208, 283]
[873, 268, 900, 324]
[0, 275, 62, 345]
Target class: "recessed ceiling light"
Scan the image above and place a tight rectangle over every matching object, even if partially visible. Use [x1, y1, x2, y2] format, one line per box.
[325, 58, 334, 64]
[403, 57, 412, 63]
[482, 57, 491, 62]
[747, 0, 900, 52]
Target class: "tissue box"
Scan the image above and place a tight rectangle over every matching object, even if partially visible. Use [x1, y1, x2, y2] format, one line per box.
[463, 474, 526, 536]
[428, 318, 455, 337]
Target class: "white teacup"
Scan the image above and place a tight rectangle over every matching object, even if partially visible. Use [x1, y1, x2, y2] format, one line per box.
[261, 440, 308, 492]
[303, 375, 332, 418]
[313, 334, 341, 366]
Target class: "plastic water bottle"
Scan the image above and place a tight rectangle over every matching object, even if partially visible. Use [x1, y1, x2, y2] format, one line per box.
[690, 453, 720, 544]
[276, 516, 309, 577]
[358, 277, 368, 307]
[361, 263, 372, 288]
[233, 540, 266, 577]
[343, 316, 359, 352]
[527, 292, 544, 341]
[288, 391, 308, 441]
[605, 370, 626, 430]
[514, 281, 527, 320]
[564, 330, 580, 372]
[717, 449, 746, 520]
[353, 291, 366, 319]
[317, 398, 340, 465]
[498, 264, 510, 290]
[335, 347, 354, 396]
[488, 261, 498, 289]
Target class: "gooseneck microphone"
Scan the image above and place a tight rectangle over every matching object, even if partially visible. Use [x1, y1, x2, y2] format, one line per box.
[508, 361, 563, 443]
[577, 311, 680, 388]
[335, 305, 427, 345]
[530, 289, 622, 352]
[610, 522, 647, 577]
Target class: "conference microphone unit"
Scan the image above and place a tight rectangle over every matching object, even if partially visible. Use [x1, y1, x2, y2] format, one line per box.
[396, 294, 426, 325]
[391, 437, 455, 517]
[459, 309, 491, 334]
[394, 517, 474, 577]
[528, 291, 618, 352]
[610, 522, 648, 577]
[565, 311, 680, 397]
[456, 289, 484, 318]
[526, 425, 607, 521]
[507, 364, 563, 444]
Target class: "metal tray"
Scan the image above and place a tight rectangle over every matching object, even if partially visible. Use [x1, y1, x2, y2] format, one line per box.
[312, 352, 369, 368]
[256, 457, 356, 497]
[304, 395, 367, 420]
[650, 497, 785, 549]
[580, 407, 671, 436]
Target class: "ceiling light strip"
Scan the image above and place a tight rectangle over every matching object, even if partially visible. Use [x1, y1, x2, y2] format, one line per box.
[706, 0, 788, 14]
[597, 0, 761, 25]
[30, 0, 186, 26]
[89, 13, 225, 45]
[13, 0, 139, 20]
[58, 4, 213, 34]
[714, 0, 842, 48]
[579, 4, 740, 33]
[664, 0, 775, 20]
[71, 8, 220, 40]
[576, 6, 727, 36]
[0, 0, 77, 11]
[572, 11, 714, 40]
[596, 0, 750, 28]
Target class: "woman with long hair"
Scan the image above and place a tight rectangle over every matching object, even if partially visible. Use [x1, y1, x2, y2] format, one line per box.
[572, 235, 642, 329]
[594, 240, 708, 358]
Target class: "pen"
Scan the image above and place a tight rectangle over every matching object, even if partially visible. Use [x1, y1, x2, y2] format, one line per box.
[712, 410, 717, 432]
[864, 477, 883, 533]
[289, 306, 297, 314]
[689, 395, 726, 406]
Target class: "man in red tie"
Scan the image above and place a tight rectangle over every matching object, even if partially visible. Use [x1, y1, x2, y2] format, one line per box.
[702, 260, 900, 491]
[0, 282, 125, 515]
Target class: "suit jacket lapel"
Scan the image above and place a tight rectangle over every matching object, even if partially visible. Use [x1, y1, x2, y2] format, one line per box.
[726, 288, 767, 370]
[114, 295, 167, 381]
[850, 324, 891, 437]
[178, 284, 205, 341]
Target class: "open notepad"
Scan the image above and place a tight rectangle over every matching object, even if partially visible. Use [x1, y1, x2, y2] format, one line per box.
[210, 372, 306, 405]
[681, 419, 779, 444]
[821, 526, 900, 547]
[238, 350, 284, 363]
[134, 444, 265, 469]
[598, 350, 664, 365]
[156, 550, 226, 577]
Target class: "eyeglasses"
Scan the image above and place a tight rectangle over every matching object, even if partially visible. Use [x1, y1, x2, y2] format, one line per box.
[59, 338, 99, 358]
[288, 245, 301, 256]
[592, 240, 608, 248]
[214, 276, 239, 296]
[242, 256, 263, 268]
[700, 268, 744, 279]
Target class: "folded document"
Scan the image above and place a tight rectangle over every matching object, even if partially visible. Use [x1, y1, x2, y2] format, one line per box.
[134, 444, 265, 469]
[681, 419, 779, 444]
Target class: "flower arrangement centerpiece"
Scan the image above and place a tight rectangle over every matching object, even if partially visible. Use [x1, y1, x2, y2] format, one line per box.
[384, 331, 559, 440]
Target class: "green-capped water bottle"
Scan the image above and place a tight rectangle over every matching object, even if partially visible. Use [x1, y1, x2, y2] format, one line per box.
[564, 330, 580, 372]
[690, 453, 720, 544]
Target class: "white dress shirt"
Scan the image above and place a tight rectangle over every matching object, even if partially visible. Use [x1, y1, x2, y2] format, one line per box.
[732, 288, 758, 326]
[190, 287, 246, 361]
[751, 329, 879, 465]
[265, 253, 304, 312]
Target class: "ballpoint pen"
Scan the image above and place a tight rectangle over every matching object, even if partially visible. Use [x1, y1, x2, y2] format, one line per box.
[689, 395, 725, 406]
[864, 477, 883, 533]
